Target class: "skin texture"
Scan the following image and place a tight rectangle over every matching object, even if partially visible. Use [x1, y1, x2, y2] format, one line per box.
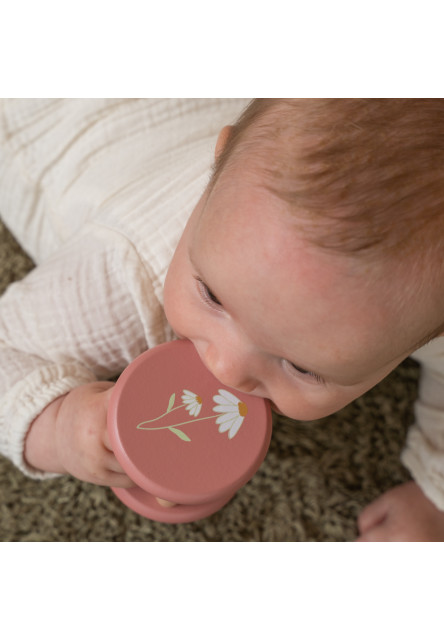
[357, 482, 444, 541]
[25, 126, 444, 539]
[25, 382, 134, 488]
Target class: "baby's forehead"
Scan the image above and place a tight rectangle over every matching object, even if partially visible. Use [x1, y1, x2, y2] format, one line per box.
[192, 203, 419, 382]
[200, 168, 443, 346]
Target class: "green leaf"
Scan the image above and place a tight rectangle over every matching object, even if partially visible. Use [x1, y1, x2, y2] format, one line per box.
[169, 427, 191, 442]
[166, 393, 175, 413]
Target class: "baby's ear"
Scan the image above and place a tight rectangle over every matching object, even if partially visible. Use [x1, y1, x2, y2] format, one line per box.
[215, 126, 233, 160]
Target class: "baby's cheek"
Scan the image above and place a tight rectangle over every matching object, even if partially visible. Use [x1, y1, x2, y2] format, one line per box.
[275, 389, 354, 421]
[163, 283, 180, 331]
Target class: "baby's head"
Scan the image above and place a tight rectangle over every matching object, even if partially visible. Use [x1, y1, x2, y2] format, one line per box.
[164, 99, 444, 420]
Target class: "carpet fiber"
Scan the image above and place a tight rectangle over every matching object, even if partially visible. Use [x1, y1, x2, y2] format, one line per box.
[0, 219, 416, 541]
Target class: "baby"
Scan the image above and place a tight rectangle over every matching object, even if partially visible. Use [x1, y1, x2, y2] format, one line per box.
[1, 98, 444, 541]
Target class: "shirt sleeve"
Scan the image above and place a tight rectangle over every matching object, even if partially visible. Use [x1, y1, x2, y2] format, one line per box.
[402, 337, 444, 510]
[0, 223, 169, 478]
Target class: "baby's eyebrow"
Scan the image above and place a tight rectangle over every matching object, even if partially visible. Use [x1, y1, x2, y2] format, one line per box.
[189, 252, 205, 282]
[189, 251, 215, 288]
[188, 248, 200, 272]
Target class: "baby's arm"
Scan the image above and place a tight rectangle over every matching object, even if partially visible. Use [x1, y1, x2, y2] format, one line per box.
[0, 227, 161, 485]
[357, 480, 444, 541]
[25, 382, 134, 487]
[357, 339, 444, 541]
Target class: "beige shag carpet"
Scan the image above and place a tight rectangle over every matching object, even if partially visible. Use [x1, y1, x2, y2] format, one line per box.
[0, 219, 416, 542]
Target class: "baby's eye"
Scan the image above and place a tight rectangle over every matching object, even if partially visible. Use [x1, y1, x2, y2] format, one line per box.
[204, 285, 222, 306]
[285, 360, 324, 384]
[195, 277, 223, 308]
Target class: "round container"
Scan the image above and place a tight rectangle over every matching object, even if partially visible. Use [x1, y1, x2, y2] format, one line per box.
[107, 339, 272, 523]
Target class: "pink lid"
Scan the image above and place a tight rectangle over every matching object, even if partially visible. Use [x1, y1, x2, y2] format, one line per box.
[108, 340, 272, 522]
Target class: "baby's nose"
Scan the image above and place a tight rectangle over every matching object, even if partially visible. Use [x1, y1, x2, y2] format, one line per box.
[202, 343, 258, 395]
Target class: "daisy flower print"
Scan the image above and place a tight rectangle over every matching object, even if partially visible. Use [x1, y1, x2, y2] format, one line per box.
[182, 390, 203, 417]
[213, 389, 248, 439]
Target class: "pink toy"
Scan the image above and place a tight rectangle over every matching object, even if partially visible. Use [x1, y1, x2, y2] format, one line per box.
[107, 339, 272, 523]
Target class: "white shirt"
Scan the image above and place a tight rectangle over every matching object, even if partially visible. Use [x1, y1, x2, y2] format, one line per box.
[0, 98, 249, 477]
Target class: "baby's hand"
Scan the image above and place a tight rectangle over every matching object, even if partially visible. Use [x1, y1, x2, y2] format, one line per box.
[357, 481, 444, 541]
[25, 382, 135, 488]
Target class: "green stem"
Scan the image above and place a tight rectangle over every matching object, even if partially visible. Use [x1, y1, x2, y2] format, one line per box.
[136, 404, 185, 429]
[136, 414, 216, 431]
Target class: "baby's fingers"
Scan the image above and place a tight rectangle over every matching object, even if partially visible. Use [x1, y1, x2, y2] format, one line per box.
[101, 450, 135, 488]
[357, 494, 389, 538]
[355, 524, 393, 542]
[106, 471, 136, 489]
[102, 423, 117, 453]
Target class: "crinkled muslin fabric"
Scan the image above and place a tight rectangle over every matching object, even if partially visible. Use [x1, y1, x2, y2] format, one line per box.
[0, 98, 248, 477]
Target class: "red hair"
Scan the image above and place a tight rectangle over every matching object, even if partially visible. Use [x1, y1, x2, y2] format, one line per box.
[212, 99, 444, 259]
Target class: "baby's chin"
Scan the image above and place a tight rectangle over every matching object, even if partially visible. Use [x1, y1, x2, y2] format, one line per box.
[270, 402, 285, 416]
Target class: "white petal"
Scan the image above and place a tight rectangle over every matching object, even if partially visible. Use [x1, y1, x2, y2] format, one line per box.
[218, 418, 234, 433]
[215, 412, 237, 424]
[214, 389, 240, 405]
[228, 416, 244, 439]
[213, 394, 231, 406]
[192, 404, 202, 417]
[213, 404, 239, 414]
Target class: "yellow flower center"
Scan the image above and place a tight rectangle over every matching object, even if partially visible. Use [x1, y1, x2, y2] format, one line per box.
[238, 402, 248, 417]
[196, 396, 202, 405]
